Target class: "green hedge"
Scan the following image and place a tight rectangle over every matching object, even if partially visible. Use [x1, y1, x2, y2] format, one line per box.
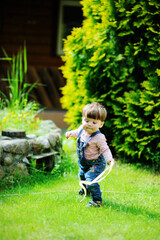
[61, 0, 160, 170]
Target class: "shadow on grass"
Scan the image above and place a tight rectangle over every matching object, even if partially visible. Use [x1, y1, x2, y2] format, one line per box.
[103, 199, 160, 220]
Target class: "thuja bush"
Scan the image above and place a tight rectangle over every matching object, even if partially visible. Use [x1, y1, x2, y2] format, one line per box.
[61, 0, 116, 132]
[61, 0, 160, 169]
[112, 0, 160, 169]
[114, 78, 160, 168]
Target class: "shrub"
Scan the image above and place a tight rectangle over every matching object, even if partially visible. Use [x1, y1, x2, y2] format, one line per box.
[112, 0, 160, 169]
[61, 0, 116, 132]
[61, 0, 160, 169]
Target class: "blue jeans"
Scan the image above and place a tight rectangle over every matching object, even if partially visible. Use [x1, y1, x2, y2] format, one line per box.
[79, 156, 106, 203]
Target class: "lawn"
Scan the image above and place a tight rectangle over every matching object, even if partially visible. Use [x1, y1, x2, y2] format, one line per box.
[0, 159, 159, 240]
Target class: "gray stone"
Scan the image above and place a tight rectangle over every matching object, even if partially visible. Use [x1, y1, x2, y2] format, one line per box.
[48, 130, 62, 147]
[0, 136, 12, 140]
[47, 133, 58, 148]
[50, 128, 62, 135]
[36, 120, 59, 136]
[4, 154, 13, 166]
[26, 134, 36, 139]
[37, 136, 50, 150]
[9, 162, 29, 177]
[28, 139, 42, 154]
[2, 139, 29, 155]
[14, 154, 25, 162]
[41, 120, 57, 128]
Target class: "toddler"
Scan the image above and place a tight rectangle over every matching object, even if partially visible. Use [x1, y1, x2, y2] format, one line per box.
[65, 102, 114, 207]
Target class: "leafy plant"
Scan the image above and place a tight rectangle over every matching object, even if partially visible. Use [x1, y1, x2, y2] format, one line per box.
[1, 46, 36, 110]
[52, 136, 78, 176]
[112, 0, 160, 169]
[0, 46, 42, 134]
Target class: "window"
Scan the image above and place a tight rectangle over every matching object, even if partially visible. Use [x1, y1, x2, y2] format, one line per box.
[57, 0, 83, 55]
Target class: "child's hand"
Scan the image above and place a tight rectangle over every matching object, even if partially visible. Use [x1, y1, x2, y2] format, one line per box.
[108, 158, 115, 167]
[65, 131, 72, 139]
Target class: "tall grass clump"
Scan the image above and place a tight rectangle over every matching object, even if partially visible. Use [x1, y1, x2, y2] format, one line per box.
[0, 46, 41, 135]
[60, 0, 160, 170]
[52, 136, 78, 177]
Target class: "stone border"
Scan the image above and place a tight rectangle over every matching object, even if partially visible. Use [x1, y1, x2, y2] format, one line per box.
[0, 120, 62, 179]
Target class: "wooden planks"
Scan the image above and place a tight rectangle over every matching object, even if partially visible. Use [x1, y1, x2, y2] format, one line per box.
[27, 66, 65, 109]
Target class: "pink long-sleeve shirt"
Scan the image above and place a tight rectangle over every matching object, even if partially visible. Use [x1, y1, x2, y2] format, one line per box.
[68, 126, 113, 163]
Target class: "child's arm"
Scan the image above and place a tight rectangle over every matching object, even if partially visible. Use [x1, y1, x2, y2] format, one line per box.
[65, 126, 81, 139]
[103, 151, 115, 166]
[97, 134, 115, 166]
[65, 130, 76, 139]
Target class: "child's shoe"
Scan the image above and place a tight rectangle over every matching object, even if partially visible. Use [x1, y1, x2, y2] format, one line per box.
[86, 201, 103, 207]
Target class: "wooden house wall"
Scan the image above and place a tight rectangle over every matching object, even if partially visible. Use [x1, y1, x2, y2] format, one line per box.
[0, 0, 66, 109]
[0, 0, 62, 66]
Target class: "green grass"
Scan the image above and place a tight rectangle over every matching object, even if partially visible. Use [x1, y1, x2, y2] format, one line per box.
[0, 161, 159, 240]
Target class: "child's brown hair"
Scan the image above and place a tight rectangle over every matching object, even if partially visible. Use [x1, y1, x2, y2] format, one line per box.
[82, 102, 107, 121]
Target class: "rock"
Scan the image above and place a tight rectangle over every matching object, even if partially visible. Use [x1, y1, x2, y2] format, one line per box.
[37, 136, 50, 150]
[9, 163, 29, 177]
[28, 139, 42, 154]
[47, 133, 57, 148]
[26, 134, 36, 139]
[41, 120, 57, 129]
[4, 155, 13, 166]
[35, 120, 59, 136]
[47, 129, 62, 148]
[51, 127, 62, 133]
[0, 136, 12, 140]
[2, 139, 29, 155]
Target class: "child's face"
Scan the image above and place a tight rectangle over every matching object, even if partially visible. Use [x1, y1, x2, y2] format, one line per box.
[82, 117, 104, 134]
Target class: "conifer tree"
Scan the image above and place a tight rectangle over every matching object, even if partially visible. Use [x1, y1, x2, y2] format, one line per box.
[61, 0, 160, 169]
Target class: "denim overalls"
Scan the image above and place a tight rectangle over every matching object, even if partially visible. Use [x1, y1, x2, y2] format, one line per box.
[77, 128, 106, 203]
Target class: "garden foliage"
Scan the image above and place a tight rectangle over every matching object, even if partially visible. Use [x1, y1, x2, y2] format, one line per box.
[0, 47, 41, 134]
[61, 0, 160, 169]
